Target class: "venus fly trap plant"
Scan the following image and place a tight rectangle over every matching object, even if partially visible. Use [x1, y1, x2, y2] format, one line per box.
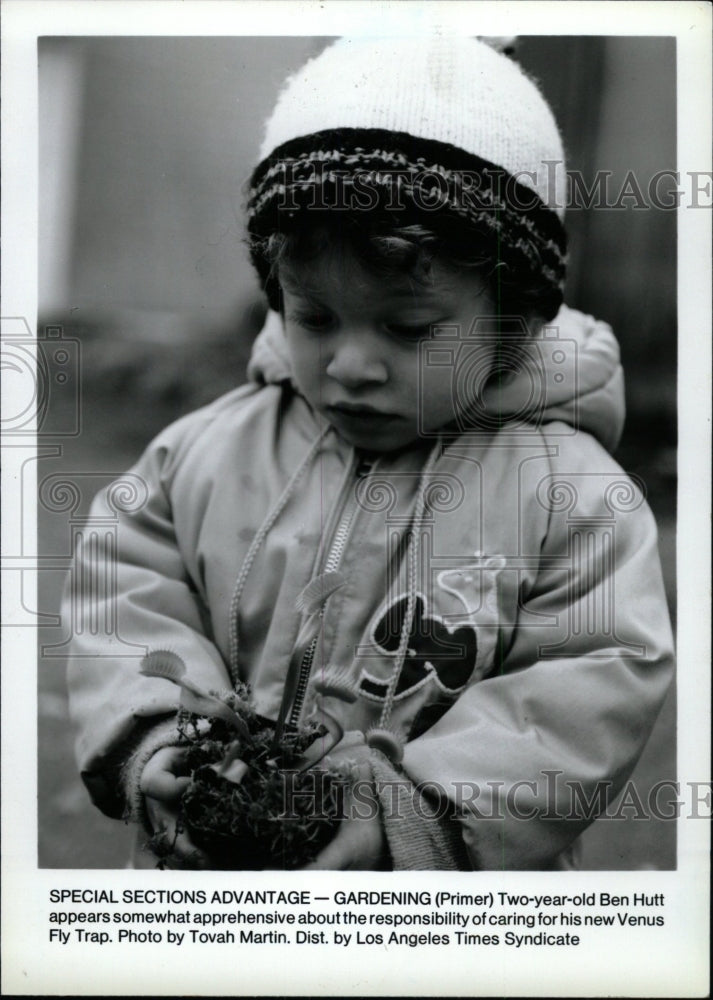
[137, 569, 407, 869]
[269, 570, 347, 756]
[137, 571, 363, 869]
[139, 650, 250, 739]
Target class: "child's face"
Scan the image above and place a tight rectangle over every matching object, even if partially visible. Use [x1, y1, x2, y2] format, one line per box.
[280, 243, 496, 452]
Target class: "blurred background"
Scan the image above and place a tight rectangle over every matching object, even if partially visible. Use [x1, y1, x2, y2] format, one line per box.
[37, 36, 677, 868]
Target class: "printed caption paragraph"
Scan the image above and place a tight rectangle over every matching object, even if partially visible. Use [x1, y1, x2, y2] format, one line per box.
[48, 888, 667, 950]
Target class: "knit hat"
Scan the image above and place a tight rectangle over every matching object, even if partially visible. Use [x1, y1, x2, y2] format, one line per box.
[247, 36, 567, 319]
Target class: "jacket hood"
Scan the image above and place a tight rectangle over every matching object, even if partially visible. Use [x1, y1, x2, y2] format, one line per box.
[247, 305, 625, 453]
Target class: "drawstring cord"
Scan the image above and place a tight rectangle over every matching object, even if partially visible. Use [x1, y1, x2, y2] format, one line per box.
[228, 426, 330, 682]
[377, 439, 443, 730]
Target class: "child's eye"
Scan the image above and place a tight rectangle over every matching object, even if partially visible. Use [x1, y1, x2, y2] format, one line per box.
[291, 312, 334, 332]
[385, 322, 433, 341]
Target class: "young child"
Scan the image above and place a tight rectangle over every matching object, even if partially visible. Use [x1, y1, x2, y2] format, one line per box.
[66, 36, 674, 870]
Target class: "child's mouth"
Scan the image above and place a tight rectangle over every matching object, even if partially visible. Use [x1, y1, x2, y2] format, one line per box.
[325, 403, 399, 426]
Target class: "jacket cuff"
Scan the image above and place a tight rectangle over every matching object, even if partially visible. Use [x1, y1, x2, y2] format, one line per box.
[369, 751, 471, 871]
[120, 718, 186, 831]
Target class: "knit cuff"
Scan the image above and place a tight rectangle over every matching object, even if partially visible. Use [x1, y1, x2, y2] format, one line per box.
[369, 752, 471, 871]
[120, 718, 186, 832]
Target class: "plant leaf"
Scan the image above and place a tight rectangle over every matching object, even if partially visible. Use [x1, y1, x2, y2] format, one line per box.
[139, 650, 187, 682]
[312, 668, 359, 704]
[295, 571, 346, 615]
[139, 651, 250, 739]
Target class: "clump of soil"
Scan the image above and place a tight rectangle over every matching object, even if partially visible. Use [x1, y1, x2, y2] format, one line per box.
[149, 687, 345, 870]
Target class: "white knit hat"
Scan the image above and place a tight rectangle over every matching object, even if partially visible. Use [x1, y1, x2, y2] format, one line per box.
[260, 36, 566, 214]
[247, 36, 567, 318]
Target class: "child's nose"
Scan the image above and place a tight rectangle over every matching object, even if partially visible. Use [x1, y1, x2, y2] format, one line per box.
[325, 332, 388, 388]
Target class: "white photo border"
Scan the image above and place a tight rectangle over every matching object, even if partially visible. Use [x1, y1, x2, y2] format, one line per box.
[2, 2, 710, 996]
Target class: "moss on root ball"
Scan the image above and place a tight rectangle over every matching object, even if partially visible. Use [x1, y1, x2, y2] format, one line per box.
[148, 691, 346, 870]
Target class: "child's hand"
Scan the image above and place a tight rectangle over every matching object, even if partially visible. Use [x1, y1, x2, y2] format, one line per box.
[302, 800, 387, 869]
[140, 746, 209, 868]
[301, 732, 389, 870]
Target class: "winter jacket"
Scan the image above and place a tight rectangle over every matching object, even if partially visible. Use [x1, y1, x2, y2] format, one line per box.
[65, 305, 674, 869]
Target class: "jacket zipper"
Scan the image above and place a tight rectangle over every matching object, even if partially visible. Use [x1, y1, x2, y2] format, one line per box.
[288, 452, 375, 724]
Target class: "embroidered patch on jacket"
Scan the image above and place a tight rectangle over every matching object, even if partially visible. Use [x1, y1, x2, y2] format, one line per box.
[359, 593, 478, 703]
[437, 555, 507, 619]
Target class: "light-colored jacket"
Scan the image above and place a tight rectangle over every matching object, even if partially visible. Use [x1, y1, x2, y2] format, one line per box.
[66, 306, 674, 869]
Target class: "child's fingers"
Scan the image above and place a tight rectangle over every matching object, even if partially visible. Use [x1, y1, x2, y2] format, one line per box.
[154, 744, 190, 775]
[303, 814, 385, 870]
[143, 794, 178, 834]
[140, 746, 191, 801]
[142, 769, 190, 801]
[144, 796, 210, 869]
[169, 829, 210, 870]
[301, 823, 355, 870]
[141, 748, 211, 868]
[150, 822, 210, 870]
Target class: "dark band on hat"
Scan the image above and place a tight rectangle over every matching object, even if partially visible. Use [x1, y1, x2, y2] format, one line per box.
[247, 128, 567, 298]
